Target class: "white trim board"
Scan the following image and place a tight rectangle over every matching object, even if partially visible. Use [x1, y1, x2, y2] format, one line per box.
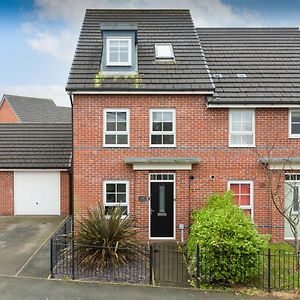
[69, 91, 214, 95]
[132, 163, 193, 170]
[208, 104, 300, 108]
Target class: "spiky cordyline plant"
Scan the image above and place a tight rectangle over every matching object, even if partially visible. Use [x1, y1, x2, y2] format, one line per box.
[74, 204, 143, 271]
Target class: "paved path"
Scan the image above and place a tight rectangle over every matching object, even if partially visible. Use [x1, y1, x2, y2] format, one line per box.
[0, 216, 64, 276]
[0, 275, 281, 300]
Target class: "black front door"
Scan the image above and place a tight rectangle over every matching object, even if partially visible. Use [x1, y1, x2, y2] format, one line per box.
[150, 181, 174, 238]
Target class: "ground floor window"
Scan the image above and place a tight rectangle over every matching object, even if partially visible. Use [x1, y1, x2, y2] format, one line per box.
[228, 180, 253, 219]
[103, 181, 129, 215]
[285, 174, 300, 213]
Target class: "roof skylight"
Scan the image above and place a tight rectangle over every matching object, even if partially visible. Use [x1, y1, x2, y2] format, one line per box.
[237, 73, 247, 78]
[155, 43, 174, 59]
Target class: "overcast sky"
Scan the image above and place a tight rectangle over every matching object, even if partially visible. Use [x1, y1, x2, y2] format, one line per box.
[1, 0, 300, 107]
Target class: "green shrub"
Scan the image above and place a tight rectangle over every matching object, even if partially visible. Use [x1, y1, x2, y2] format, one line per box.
[187, 192, 267, 285]
[74, 204, 142, 270]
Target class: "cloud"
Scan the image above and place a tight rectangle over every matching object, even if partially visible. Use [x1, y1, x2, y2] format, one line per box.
[26, 29, 77, 61]
[33, 0, 262, 27]
[0, 84, 70, 107]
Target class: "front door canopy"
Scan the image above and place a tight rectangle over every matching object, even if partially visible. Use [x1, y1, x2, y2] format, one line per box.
[259, 157, 300, 170]
[124, 157, 200, 170]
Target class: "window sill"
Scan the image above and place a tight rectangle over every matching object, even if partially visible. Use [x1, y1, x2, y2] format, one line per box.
[289, 135, 300, 139]
[103, 145, 130, 148]
[229, 145, 256, 148]
[149, 145, 176, 148]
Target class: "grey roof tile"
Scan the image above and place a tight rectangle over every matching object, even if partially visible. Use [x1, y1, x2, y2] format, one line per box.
[197, 27, 300, 105]
[3, 95, 71, 123]
[0, 124, 72, 169]
[66, 9, 214, 92]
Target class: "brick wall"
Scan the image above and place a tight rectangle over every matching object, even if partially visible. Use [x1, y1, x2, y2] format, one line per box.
[0, 100, 20, 123]
[60, 171, 70, 215]
[73, 94, 300, 241]
[0, 172, 14, 215]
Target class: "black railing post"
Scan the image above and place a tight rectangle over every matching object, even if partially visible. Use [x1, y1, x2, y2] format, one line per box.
[71, 239, 75, 280]
[50, 238, 54, 278]
[267, 248, 271, 293]
[149, 244, 153, 285]
[196, 244, 200, 289]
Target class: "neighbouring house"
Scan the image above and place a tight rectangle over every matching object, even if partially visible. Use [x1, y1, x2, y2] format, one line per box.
[0, 94, 71, 123]
[0, 94, 72, 216]
[66, 9, 300, 242]
[0, 123, 71, 216]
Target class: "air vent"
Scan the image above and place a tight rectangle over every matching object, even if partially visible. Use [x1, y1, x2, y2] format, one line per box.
[237, 74, 247, 78]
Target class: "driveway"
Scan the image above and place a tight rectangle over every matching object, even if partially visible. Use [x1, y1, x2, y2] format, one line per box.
[0, 276, 283, 300]
[0, 216, 64, 276]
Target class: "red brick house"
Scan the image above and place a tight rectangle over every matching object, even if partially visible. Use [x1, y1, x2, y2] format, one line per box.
[0, 95, 71, 216]
[66, 9, 300, 242]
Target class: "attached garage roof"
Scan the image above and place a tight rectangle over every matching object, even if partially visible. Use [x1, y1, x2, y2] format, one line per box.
[0, 124, 72, 169]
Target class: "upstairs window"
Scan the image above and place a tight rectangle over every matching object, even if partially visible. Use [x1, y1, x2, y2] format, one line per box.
[103, 109, 129, 147]
[155, 43, 174, 59]
[106, 37, 132, 66]
[228, 181, 253, 219]
[150, 109, 176, 147]
[289, 110, 300, 138]
[229, 109, 255, 147]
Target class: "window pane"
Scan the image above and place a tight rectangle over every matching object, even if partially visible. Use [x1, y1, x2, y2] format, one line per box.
[231, 111, 242, 122]
[163, 135, 174, 144]
[153, 122, 162, 131]
[106, 184, 116, 193]
[231, 134, 253, 145]
[110, 41, 119, 48]
[242, 111, 253, 122]
[163, 112, 173, 122]
[109, 52, 118, 62]
[230, 184, 239, 194]
[106, 193, 116, 203]
[242, 121, 252, 132]
[163, 122, 173, 131]
[153, 112, 162, 122]
[292, 112, 300, 123]
[243, 209, 251, 216]
[241, 184, 250, 194]
[242, 134, 253, 145]
[119, 40, 129, 49]
[106, 112, 116, 122]
[117, 112, 127, 122]
[293, 186, 299, 212]
[119, 51, 129, 63]
[231, 121, 242, 131]
[159, 184, 166, 213]
[240, 195, 250, 206]
[117, 193, 126, 203]
[117, 122, 126, 131]
[107, 122, 116, 131]
[105, 135, 116, 144]
[117, 184, 126, 192]
[151, 135, 162, 144]
[156, 44, 173, 58]
[292, 124, 300, 134]
[117, 135, 128, 145]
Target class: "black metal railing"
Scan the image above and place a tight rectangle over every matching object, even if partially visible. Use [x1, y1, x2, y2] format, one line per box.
[50, 223, 300, 291]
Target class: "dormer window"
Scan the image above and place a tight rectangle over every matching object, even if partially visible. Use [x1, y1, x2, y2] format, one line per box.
[106, 37, 132, 66]
[155, 43, 174, 59]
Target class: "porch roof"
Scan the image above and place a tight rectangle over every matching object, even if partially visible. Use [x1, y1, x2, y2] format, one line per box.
[259, 157, 300, 170]
[124, 157, 200, 170]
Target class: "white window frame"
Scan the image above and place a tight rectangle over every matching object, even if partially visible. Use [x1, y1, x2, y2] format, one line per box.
[227, 180, 254, 220]
[149, 109, 176, 147]
[155, 43, 174, 59]
[289, 110, 300, 138]
[106, 37, 132, 66]
[229, 109, 255, 147]
[103, 180, 129, 216]
[103, 108, 130, 147]
[285, 174, 300, 214]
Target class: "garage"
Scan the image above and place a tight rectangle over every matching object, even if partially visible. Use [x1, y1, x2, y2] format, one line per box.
[14, 171, 60, 215]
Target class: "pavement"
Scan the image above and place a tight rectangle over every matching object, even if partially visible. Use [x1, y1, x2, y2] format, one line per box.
[0, 216, 64, 276]
[0, 275, 283, 300]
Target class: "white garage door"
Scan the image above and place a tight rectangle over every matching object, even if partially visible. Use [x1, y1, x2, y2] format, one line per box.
[14, 171, 60, 215]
